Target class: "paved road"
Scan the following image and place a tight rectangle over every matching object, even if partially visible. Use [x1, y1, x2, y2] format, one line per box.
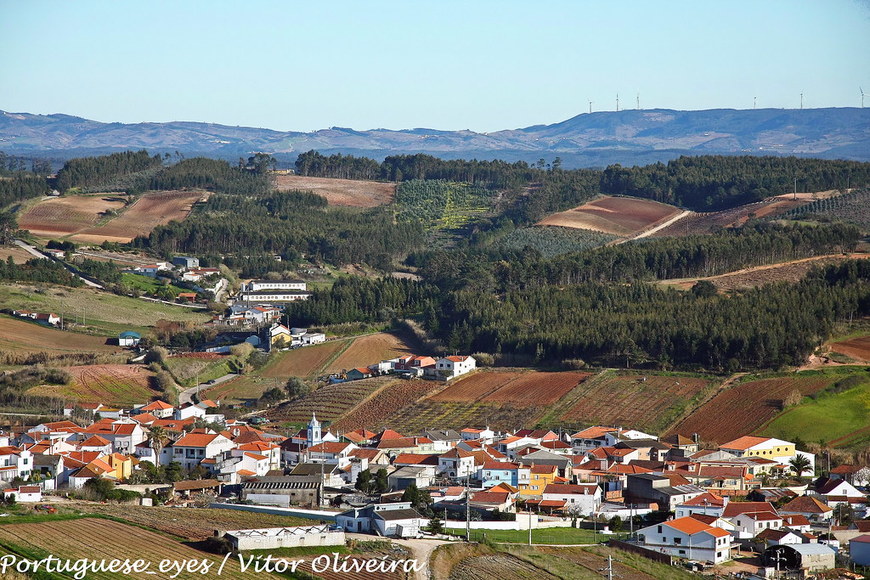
[177, 373, 237, 405]
[12, 238, 48, 260]
[630, 209, 693, 240]
[13, 239, 104, 289]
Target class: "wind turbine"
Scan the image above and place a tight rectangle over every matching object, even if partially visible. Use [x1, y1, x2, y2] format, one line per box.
[616, 93, 620, 112]
[753, 96, 757, 110]
[636, 93, 640, 110]
[861, 87, 866, 108]
[589, 101, 593, 114]
[800, 92, 803, 110]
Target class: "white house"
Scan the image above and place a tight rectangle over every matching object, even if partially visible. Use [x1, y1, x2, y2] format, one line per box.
[674, 492, 728, 519]
[541, 483, 601, 516]
[245, 280, 307, 292]
[438, 448, 477, 479]
[435, 356, 476, 379]
[166, 432, 235, 470]
[638, 517, 733, 564]
[373, 507, 426, 538]
[3, 485, 42, 503]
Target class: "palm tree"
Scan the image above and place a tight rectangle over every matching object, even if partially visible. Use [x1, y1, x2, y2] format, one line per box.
[789, 455, 812, 479]
[147, 425, 169, 464]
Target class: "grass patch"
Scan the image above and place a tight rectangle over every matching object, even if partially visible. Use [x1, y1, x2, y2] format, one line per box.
[762, 376, 870, 446]
[445, 527, 616, 544]
[164, 357, 232, 388]
[0, 282, 209, 336]
[121, 272, 187, 296]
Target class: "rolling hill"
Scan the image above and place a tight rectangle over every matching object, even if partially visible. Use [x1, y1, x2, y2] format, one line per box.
[3, 107, 869, 168]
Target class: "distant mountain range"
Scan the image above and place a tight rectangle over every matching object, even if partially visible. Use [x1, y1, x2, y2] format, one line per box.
[2, 107, 869, 168]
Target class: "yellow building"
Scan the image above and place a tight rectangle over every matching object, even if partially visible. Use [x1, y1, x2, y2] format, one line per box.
[518, 464, 561, 497]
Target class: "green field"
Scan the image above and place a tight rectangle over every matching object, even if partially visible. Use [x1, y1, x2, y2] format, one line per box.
[0, 282, 210, 336]
[164, 356, 232, 388]
[445, 527, 618, 545]
[762, 378, 870, 447]
[121, 272, 188, 296]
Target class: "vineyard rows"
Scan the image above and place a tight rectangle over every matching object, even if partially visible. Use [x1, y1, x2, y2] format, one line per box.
[785, 188, 870, 229]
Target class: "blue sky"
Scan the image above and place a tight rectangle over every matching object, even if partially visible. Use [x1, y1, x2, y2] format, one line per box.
[2, 1, 868, 132]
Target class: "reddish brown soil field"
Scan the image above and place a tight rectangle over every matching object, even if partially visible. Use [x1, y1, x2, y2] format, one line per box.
[27, 364, 158, 405]
[558, 373, 712, 432]
[262, 340, 346, 378]
[19, 194, 126, 238]
[332, 379, 443, 431]
[267, 376, 392, 423]
[274, 174, 396, 207]
[829, 335, 870, 362]
[652, 197, 812, 237]
[481, 372, 591, 405]
[537, 196, 682, 236]
[72, 190, 206, 243]
[0, 315, 119, 354]
[429, 372, 517, 402]
[323, 332, 414, 374]
[669, 375, 835, 444]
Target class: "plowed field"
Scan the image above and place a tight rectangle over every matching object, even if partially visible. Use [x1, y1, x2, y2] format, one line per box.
[829, 335, 870, 362]
[431, 371, 590, 406]
[263, 340, 346, 378]
[274, 174, 395, 207]
[558, 373, 713, 432]
[0, 245, 36, 264]
[18, 194, 127, 238]
[537, 196, 681, 236]
[267, 376, 397, 423]
[669, 374, 836, 443]
[27, 364, 158, 405]
[0, 518, 280, 579]
[323, 332, 415, 374]
[72, 190, 206, 243]
[652, 196, 812, 237]
[332, 379, 443, 432]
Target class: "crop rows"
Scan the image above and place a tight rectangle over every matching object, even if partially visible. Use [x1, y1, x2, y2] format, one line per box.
[558, 373, 712, 433]
[332, 379, 442, 432]
[785, 189, 870, 229]
[499, 225, 617, 257]
[670, 375, 835, 444]
[388, 400, 547, 433]
[395, 179, 495, 231]
[268, 377, 389, 423]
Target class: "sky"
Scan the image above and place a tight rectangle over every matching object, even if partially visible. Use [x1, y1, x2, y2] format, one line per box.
[2, 0, 869, 133]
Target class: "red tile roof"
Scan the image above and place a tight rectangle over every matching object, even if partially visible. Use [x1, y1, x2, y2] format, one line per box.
[665, 516, 732, 538]
[719, 436, 770, 451]
[780, 495, 833, 514]
[722, 501, 777, 518]
[174, 433, 220, 448]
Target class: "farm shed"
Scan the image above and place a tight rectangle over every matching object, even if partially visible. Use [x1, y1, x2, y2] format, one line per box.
[220, 524, 344, 551]
[763, 544, 836, 574]
[118, 331, 141, 347]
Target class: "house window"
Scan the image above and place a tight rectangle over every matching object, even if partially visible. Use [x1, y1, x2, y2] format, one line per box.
[657, 526, 662, 534]
[678, 550, 685, 555]
[674, 538, 682, 545]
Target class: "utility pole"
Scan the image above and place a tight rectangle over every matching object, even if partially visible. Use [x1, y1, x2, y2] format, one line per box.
[465, 476, 472, 540]
[528, 505, 533, 545]
[794, 177, 797, 201]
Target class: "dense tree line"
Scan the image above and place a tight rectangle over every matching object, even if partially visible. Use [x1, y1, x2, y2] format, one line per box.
[0, 152, 54, 175]
[75, 259, 122, 284]
[412, 222, 859, 293]
[600, 156, 870, 211]
[55, 150, 162, 192]
[433, 262, 870, 371]
[285, 277, 439, 325]
[296, 151, 870, 214]
[0, 172, 50, 208]
[148, 157, 270, 195]
[0, 257, 82, 286]
[135, 190, 424, 274]
[491, 222, 861, 290]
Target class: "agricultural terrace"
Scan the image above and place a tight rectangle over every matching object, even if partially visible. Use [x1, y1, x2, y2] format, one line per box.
[556, 372, 714, 433]
[323, 332, 414, 375]
[0, 315, 120, 355]
[829, 335, 870, 362]
[267, 376, 398, 424]
[71, 190, 206, 243]
[652, 195, 812, 237]
[17, 194, 127, 238]
[67, 502, 313, 540]
[331, 379, 443, 432]
[0, 518, 282, 580]
[761, 377, 870, 448]
[273, 174, 395, 207]
[0, 245, 37, 264]
[202, 375, 274, 404]
[783, 189, 870, 230]
[26, 364, 158, 406]
[262, 340, 347, 378]
[387, 400, 548, 433]
[431, 371, 591, 406]
[0, 283, 210, 335]
[537, 196, 682, 237]
[670, 373, 839, 444]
